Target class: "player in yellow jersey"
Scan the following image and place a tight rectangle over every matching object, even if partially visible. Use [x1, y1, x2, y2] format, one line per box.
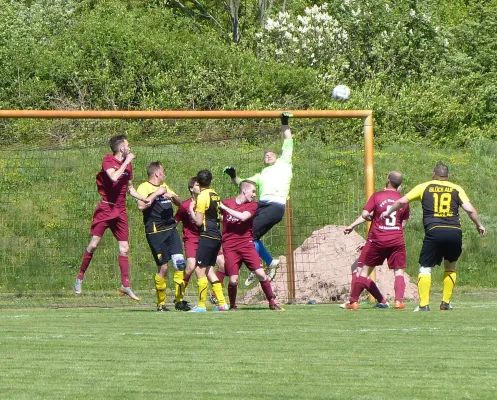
[136, 161, 190, 311]
[382, 163, 486, 311]
[187, 169, 229, 312]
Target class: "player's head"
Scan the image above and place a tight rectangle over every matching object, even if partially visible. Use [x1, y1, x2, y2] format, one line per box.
[433, 162, 449, 180]
[264, 150, 278, 165]
[109, 134, 129, 155]
[196, 169, 212, 188]
[188, 176, 200, 196]
[239, 180, 257, 202]
[386, 171, 403, 191]
[146, 161, 164, 182]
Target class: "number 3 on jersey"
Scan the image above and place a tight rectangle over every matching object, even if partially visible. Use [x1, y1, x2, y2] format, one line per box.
[384, 205, 397, 227]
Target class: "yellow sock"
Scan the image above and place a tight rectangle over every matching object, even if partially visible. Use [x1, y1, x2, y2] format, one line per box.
[154, 274, 167, 306]
[417, 273, 432, 307]
[211, 282, 227, 307]
[197, 277, 208, 309]
[442, 271, 457, 303]
[174, 271, 186, 303]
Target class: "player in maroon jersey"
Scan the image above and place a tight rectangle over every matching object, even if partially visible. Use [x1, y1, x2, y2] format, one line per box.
[343, 171, 410, 310]
[73, 135, 150, 301]
[174, 177, 225, 305]
[220, 180, 283, 311]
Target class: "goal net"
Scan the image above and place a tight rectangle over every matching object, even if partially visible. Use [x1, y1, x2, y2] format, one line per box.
[0, 110, 373, 308]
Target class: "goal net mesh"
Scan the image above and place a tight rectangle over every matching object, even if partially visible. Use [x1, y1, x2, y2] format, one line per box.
[0, 117, 369, 308]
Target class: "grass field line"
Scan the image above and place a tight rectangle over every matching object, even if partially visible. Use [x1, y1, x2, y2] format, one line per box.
[3, 324, 496, 343]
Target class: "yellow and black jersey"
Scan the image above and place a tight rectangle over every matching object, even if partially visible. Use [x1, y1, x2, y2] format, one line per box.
[137, 181, 177, 234]
[196, 188, 221, 240]
[406, 180, 470, 232]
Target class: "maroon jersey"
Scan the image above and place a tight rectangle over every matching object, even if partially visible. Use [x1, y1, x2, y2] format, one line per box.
[364, 190, 410, 246]
[221, 198, 258, 249]
[174, 198, 199, 242]
[95, 154, 133, 206]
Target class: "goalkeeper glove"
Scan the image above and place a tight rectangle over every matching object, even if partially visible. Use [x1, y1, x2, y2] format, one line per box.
[223, 166, 237, 179]
[281, 112, 293, 125]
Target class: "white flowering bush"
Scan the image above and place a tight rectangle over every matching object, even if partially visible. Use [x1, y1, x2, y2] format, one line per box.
[256, 4, 349, 76]
[255, 1, 449, 83]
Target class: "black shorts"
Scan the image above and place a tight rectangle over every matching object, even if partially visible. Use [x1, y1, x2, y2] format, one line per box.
[146, 228, 183, 267]
[252, 201, 285, 241]
[196, 236, 221, 267]
[419, 227, 462, 268]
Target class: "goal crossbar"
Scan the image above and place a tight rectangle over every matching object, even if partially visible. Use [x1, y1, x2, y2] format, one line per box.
[0, 109, 372, 119]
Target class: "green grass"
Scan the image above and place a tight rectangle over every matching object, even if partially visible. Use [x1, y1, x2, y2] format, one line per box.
[2, 298, 497, 399]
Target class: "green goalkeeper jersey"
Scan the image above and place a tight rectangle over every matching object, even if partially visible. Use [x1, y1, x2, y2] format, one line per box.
[246, 138, 293, 204]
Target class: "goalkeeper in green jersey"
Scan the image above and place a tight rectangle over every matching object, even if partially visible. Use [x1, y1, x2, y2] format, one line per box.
[224, 113, 293, 286]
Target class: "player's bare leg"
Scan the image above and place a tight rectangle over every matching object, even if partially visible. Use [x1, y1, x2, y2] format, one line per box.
[183, 257, 196, 289]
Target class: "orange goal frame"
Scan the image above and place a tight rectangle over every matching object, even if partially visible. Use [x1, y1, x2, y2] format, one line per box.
[0, 109, 374, 302]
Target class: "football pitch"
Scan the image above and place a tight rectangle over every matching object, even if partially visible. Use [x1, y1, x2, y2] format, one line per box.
[2, 298, 497, 400]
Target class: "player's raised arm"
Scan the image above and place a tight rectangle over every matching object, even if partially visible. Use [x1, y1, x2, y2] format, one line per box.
[223, 165, 241, 186]
[106, 152, 135, 182]
[281, 112, 293, 140]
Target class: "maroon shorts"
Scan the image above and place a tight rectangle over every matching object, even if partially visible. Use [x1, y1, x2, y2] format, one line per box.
[183, 238, 199, 259]
[360, 240, 406, 269]
[223, 243, 263, 277]
[90, 202, 129, 241]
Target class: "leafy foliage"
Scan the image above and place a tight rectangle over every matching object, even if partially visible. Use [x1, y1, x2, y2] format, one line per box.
[0, 0, 495, 147]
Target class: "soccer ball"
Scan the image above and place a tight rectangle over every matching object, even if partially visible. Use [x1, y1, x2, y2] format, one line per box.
[332, 85, 351, 101]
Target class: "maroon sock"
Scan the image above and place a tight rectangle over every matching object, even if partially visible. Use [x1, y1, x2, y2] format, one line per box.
[184, 272, 192, 288]
[394, 275, 406, 302]
[77, 250, 93, 280]
[349, 276, 367, 303]
[366, 279, 385, 303]
[118, 255, 130, 287]
[260, 278, 276, 305]
[228, 283, 238, 307]
[216, 270, 226, 287]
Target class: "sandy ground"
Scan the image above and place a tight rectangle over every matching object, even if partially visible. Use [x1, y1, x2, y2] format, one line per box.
[239, 225, 418, 304]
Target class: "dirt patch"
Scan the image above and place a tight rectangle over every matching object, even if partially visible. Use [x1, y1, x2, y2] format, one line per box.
[239, 225, 418, 304]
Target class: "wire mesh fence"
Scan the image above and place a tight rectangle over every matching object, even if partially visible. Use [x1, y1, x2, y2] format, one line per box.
[0, 117, 368, 308]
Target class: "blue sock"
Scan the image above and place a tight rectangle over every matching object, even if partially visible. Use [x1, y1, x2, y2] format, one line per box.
[254, 240, 273, 266]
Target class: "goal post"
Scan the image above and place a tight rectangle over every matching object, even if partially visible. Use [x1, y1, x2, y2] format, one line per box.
[0, 109, 374, 307]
